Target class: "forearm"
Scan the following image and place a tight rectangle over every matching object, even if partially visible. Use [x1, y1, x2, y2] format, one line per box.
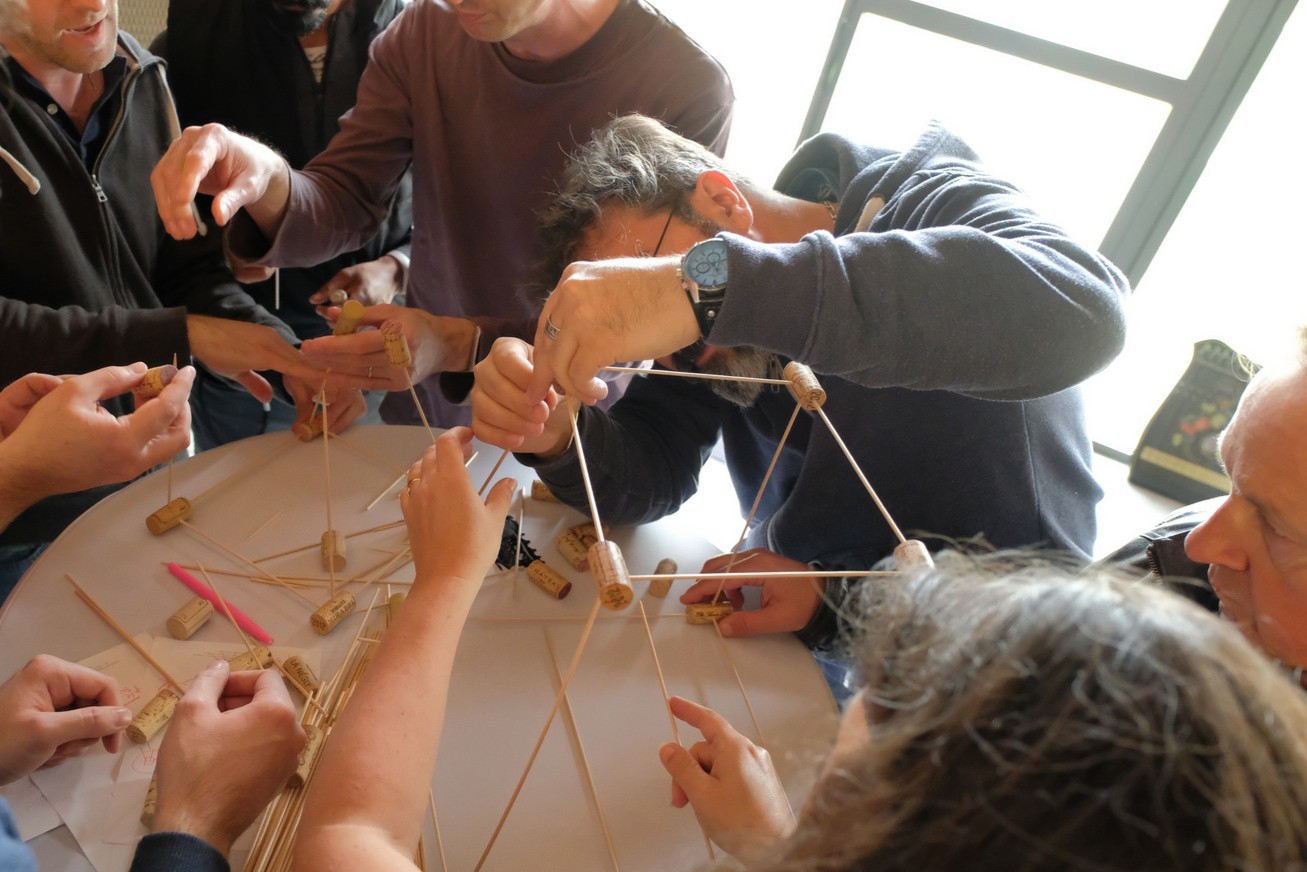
[714, 183, 1128, 399]
[0, 298, 189, 384]
[0, 453, 38, 533]
[296, 577, 477, 862]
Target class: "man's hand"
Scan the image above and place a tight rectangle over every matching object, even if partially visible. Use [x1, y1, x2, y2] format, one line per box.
[299, 304, 478, 391]
[150, 123, 290, 240]
[470, 338, 569, 456]
[284, 376, 367, 441]
[0, 364, 194, 518]
[0, 655, 132, 785]
[310, 256, 405, 310]
[529, 256, 699, 406]
[658, 696, 794, 866]
[0, 373, 64, 440]
[152, 661, 305, 856]
[186, 314, 326, 403]
[400, 427, 515, 588]
[680, 548, 824, 637]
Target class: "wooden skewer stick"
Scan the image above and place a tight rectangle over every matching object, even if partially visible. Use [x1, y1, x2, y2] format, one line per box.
[251, 520, 406, 564]
[180, 520, 317, 607]
[712, 619, 763, 744]
[428, 790, 448, 872]
[172, 563, 414, 587]
[629, 569, 902, 581]
[406, 372, 437, 444]
[715, 403, 801, 603]
[65, 574, 185, 694]
[366, 448, 478, 513]
[320, 385, 339, 596]
[245, 509, 284, 541]
[601, 365, 788, 386]
[566, 398, 607, 544]
[473, 598, 602, 872]
[813, 406, 907, 545]
[543, 632, 621, 872]
[197, 565, 327, 717]
[366, 469, 408, 512]
[637, 601, 680, 747]
[167, 353, 178, 502]
[478, 448, 510, 497]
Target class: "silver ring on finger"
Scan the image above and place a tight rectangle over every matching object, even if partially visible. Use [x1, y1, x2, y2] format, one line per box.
[543, 315, 561, 341]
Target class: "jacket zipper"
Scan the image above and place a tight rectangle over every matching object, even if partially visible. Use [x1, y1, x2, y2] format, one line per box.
[89, 63, 143, 306]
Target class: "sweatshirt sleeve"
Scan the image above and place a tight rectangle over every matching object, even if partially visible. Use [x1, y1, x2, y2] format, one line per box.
[521, 370, 728, 525]
[0, 295, 189, 384]
[229, 4, 417, 270]
[710, 167, 1129, 401]
[130, 832, 229, 872]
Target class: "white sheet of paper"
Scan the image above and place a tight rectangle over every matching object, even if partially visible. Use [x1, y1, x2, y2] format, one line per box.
[1, 777, 61, 841]
[29, 636, 319, 872]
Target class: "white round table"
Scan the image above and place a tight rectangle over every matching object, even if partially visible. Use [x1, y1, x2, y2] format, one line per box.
[0, 425, 837, 872]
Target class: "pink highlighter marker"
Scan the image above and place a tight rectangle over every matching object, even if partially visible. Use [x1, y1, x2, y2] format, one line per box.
[166, 562, 274, 644]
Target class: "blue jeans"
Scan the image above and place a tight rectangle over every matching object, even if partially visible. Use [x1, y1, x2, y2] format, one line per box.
[0, 542, 47, 605]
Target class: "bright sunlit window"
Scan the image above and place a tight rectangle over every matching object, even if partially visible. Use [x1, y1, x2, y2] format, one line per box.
[656, 0, 1305, 458]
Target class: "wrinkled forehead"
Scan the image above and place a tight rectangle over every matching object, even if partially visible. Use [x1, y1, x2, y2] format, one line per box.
[1222, 365, 1307, 494]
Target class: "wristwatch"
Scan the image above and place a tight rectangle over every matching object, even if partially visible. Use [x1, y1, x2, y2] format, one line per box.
[677, 237, 729, 339]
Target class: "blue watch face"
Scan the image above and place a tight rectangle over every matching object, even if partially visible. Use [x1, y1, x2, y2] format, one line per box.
[686, 238, 729, 290]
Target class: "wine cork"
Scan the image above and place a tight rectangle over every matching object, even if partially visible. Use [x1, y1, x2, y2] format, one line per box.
[146, 497, 192, 535]
[588, 540, 633, 611]
[381, 319, 411, 367]
[526, 560, 572, 600]
[386, 592, 406, 624]
[333, 299, 365, 336]
[132, 364, 177, 402]
[293, 412, 324, 442]
[649, 558, 677, 598]
[127, 688, 180, 744]
[282, 655, 320, 696]
[328, 288, 349, 307]
[310, 591, 357, 635]
[530, 480, 558, 502]
[321, 530, 347, 572]
[554, 528, 589, 571]
[140, 772, 158, 827]
[166, 596, 214, 640]
[686, 601, 735, 625]
[289, 724, 326, 789]
[227, 645, 274, 672]
[783, 361, 826, 410]
[893, 539, 934, 569]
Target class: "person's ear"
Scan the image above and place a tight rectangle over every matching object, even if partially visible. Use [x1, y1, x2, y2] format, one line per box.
[689, 170, 753, 235]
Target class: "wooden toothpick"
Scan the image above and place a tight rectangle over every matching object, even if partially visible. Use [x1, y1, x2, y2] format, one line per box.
[543, 631, 620, 871]
[474, 598, 603, 872]
[65, 574, 185, 694]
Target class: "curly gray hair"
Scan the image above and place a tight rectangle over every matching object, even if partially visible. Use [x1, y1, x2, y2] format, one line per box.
[532, 114, 752, 295]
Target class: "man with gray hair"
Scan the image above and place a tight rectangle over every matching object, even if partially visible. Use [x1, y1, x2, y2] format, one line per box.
[1105, 328, 1307, 677]
[472, 114, 1130, 651]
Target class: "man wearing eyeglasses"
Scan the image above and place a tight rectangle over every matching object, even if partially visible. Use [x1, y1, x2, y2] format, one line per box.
[470, 114, 1129, 652]
[151, 0, 734, 429]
